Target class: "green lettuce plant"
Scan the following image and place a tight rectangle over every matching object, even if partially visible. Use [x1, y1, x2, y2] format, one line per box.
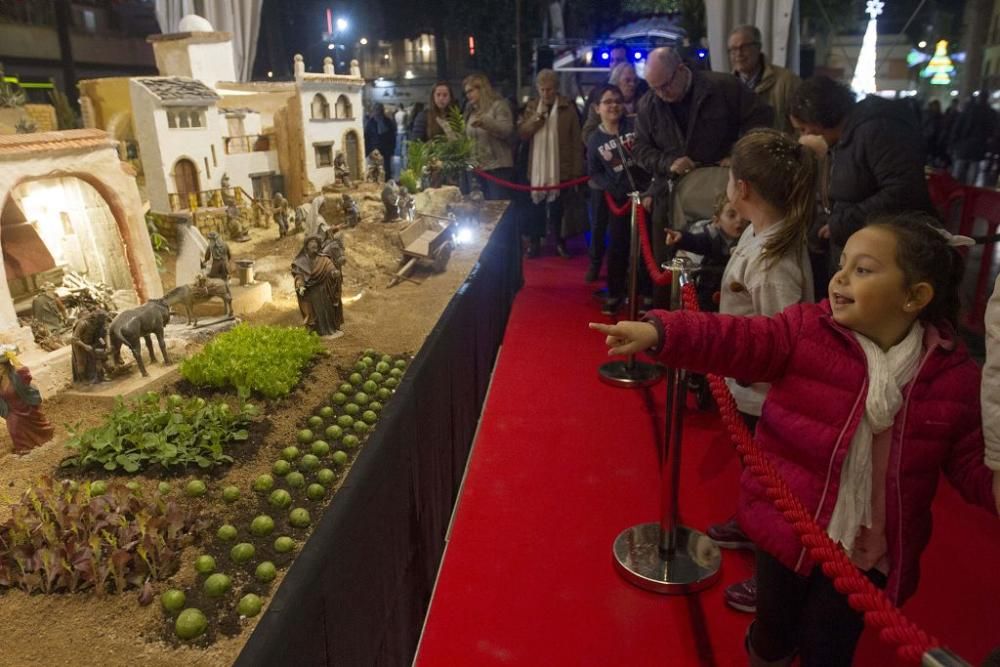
[61, 392, 256, 472]
[180, 324, 326, 399]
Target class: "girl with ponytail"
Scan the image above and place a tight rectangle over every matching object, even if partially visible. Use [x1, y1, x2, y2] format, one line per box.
[684, 128, 820, 615]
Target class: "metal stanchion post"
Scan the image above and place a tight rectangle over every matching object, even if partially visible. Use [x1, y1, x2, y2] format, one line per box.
[598, 190, 663, 388]
[922, 649, 972, 667]
[612, 259, 721, 593]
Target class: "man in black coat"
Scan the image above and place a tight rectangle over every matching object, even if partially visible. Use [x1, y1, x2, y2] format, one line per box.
[633, 46, 773, 304]
[788, 76, 935, 291]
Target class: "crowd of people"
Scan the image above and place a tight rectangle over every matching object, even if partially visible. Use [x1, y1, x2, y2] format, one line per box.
[365, 23, 1000, 667]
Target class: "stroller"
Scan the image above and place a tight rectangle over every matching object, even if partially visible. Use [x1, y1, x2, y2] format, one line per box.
[663, 166, 731, 409]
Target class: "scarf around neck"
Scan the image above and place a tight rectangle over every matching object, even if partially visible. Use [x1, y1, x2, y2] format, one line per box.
[827, 321, 925, 553]
[530, 101, 560, 204]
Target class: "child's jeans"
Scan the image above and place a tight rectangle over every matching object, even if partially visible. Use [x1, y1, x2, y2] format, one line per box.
[751, 549, 887, 666]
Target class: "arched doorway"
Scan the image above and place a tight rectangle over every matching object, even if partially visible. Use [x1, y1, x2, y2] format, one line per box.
[173, 158, 200, 209]
[2, 176, 134, 305]
[344, 131, 362, 180]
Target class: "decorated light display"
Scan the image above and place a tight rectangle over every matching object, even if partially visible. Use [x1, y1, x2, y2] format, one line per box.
[920, 40, 956, 85]
[851, 0, 884, 98]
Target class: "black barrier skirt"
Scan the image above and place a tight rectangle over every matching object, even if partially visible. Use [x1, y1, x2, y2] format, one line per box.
[235, 204, 522, 666]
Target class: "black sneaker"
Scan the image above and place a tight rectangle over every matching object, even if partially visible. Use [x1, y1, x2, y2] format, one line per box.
[584, 265, 599, 283]
[601, 298, 621, 316]
[525, 239, 540, 258]
[556, 241, 571, 258]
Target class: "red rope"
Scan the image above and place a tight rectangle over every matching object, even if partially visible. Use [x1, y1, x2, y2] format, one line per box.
[677, 283, 941, 664]
[472, 169, 590, 192]
[603, 193, 672, 287]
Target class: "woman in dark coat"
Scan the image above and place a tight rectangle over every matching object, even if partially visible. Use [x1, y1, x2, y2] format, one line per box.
[364, 103, 397, 161]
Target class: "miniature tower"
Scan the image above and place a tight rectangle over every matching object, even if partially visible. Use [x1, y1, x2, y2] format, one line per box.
[147, 15, 238, 88]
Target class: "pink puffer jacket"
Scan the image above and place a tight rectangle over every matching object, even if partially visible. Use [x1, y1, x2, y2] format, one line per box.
[646, 301, 997, 603]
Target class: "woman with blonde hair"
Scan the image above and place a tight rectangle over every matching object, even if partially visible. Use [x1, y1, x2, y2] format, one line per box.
[464, 73, 514, 200]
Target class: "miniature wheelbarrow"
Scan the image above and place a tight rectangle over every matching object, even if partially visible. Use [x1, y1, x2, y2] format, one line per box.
[387, 213, 459, 287]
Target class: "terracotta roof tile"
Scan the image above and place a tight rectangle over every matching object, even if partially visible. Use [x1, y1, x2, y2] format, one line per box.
[0, 129, 117, 157]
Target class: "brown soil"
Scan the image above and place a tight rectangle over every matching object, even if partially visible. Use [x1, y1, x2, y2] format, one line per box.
[0, 194, 508, 666]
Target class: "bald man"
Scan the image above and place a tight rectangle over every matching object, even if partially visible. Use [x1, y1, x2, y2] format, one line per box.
[633, 47, 772, 304]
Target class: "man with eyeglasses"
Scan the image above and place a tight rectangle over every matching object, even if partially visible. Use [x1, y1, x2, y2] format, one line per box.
[728, 25, 800, 134]
[633, 47, 772, 304]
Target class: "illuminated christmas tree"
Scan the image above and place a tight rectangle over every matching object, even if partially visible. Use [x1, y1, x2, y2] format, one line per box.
[851, 0, 884, 98]
[920, 40, 956, 85]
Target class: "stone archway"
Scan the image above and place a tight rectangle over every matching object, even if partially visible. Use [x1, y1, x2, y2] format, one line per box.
[2, 176, 136, 303]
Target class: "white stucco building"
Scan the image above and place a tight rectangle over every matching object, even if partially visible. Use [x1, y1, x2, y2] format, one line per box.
[124, 21, 365, 212]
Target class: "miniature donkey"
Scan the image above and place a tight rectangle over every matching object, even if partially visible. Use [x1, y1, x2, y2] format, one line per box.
[109, 298, 172, 377]
[163, 275, 233, 327]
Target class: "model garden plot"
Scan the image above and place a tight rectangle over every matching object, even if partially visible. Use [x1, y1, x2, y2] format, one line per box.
[0, 322, 407, 645]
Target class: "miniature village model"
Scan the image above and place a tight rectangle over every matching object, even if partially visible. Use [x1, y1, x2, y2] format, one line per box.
[0, 13, 506, 666]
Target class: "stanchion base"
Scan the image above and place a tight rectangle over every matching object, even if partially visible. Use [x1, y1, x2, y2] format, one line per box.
[598, 360, 662, 388]
[612, 522, 722, 594]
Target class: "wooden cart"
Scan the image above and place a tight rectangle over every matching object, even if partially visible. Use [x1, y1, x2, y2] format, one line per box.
[387, 214, 458, 287]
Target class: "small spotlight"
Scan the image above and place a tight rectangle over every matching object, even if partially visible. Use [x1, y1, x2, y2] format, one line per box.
[633, 51, 642, 61]
[360, 37, 368, 45]
[455, 226, 475, 245]
[918, 40, 927, 48]
[335, 18, 348, 31]
[328, 43, 335, 50]
[267, 70, 273, 78]
[600, 51, 609, 61]
[696, 49, 707, 59]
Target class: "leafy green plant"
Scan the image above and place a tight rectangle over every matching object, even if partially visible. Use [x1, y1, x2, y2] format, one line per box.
[0, 477, 206, 595]
[180, 324, 326, 399]
[398, 168, 419, 194]
[0, 65, 26, 109]
[61, 392, 256, 473]
[407, 140, 432, 185]
[145, 214, 171, 270]
[48, 83, 80, 130]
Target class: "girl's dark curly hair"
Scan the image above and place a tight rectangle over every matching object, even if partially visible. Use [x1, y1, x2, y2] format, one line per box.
[866, 213, 966, 327]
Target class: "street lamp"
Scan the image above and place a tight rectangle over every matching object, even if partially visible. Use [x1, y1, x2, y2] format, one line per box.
[336, 18, 348, 32]
[360, 37, 368, 45]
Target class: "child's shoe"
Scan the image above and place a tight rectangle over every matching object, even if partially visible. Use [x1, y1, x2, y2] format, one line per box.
[725, 577, 757, 614]
[707, 516, 753, 549]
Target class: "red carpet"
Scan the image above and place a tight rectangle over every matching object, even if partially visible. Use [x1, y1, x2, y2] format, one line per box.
[415, 241, 1000, 666]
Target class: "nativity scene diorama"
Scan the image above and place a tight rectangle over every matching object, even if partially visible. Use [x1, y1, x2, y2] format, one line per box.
[0, 11, 504, 664]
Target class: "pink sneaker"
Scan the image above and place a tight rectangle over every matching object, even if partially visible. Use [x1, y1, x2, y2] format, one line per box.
[725, 577, 757, 614]
[706, 517, 753, 550]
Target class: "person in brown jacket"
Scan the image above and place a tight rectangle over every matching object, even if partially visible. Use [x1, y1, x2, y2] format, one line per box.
[728, 25, 800, 134]
[517, 69, 584, 258]
[464, 73, 514, 200]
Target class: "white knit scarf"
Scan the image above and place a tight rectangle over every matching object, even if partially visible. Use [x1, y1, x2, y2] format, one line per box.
[530, 102, 560, 205]
[827, 322, 925, 553]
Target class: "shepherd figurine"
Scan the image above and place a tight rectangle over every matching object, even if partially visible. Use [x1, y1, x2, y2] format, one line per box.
[0, 344, 54, 455]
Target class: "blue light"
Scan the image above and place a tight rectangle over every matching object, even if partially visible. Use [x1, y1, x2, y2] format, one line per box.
[633, 51, 642, 61]
[697, 49, 707, 59]
[600, 51, 609, 61]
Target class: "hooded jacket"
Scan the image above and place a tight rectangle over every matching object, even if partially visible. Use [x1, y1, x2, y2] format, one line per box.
[826, 96, 935, 249]
[645, 301, 997, 603]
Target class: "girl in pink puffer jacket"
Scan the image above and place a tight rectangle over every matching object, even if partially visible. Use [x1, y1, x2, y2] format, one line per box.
[592, 215, 1000, 667]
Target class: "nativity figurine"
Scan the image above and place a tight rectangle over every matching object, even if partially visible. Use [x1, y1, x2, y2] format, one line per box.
[291, 235, 344, 338]
[0, 344, 54, 455]
[202, 231, 231, 281]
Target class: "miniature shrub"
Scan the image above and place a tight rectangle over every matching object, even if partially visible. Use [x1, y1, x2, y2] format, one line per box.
[61, 392, 256, 473]
[0, 477, 206, 595]
[180, 324, 326, 398]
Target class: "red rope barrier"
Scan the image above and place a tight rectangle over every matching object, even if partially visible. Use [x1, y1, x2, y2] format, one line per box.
[472, 169, 590, 192]
[603, 193, 672, 287]
[677, 283, 940, 664]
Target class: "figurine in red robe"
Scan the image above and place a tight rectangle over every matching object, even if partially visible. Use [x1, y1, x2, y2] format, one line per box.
[0, 345, 54, 455]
